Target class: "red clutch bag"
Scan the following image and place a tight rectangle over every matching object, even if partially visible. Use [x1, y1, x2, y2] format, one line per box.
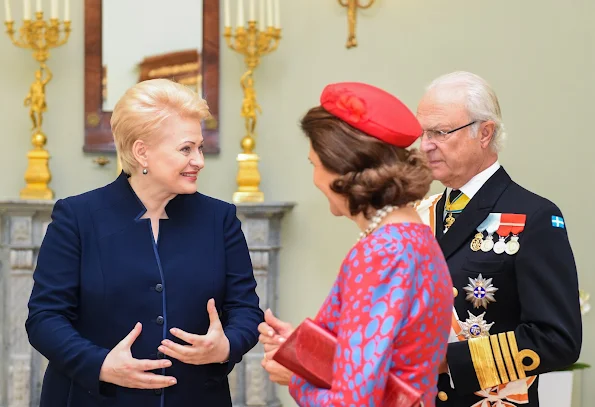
[272, 318, 423, 407]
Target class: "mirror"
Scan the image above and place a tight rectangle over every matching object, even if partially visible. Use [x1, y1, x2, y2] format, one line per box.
[84, 0, 220, 154]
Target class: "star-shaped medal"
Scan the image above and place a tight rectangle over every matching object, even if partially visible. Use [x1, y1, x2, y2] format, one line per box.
[463, 273, 498, 309]
[458, 311, 494, 339]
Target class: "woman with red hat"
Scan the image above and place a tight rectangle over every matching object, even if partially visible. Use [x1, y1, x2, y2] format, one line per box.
[259, 82, 453, 406]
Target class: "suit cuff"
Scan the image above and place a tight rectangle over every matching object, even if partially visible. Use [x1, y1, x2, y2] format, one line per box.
[449, 331, 541, 394]
[224, 329, 243, 366]
[82, 348, 112, 397]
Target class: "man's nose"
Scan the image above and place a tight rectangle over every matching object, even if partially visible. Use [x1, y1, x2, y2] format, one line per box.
[420, 135, 436, 153]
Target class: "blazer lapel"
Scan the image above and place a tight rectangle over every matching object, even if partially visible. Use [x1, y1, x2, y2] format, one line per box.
[438, 167, 512, 259]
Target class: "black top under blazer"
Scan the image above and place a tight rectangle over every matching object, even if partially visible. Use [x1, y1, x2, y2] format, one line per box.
[26, 172, 264, 407]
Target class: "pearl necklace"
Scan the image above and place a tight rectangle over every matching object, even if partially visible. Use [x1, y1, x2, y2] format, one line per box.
[357, 205, 395, 242]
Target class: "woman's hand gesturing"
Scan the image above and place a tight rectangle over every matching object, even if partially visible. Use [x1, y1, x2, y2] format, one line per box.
[159, 299, 231, 365]
[99, 323, 177, 389]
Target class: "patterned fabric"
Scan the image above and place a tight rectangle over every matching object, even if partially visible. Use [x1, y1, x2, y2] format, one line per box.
[443, 190, 470, 231]
[288, 223, 453, 407]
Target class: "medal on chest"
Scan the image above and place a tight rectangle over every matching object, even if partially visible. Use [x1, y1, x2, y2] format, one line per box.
[458, 310, 494, 339]
[494, 213, 527, 255]
[464, 273, 498, 309]
[471, 213, 501, 252]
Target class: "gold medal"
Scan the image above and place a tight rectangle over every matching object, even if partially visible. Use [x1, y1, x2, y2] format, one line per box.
[470, 232, 483, 251]
[444, 213, 455, 230]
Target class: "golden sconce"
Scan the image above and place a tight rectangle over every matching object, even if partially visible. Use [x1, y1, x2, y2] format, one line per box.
[223, 0, 281, 204]
[338, 0, 376, 49]
[4, 1, 72, 200]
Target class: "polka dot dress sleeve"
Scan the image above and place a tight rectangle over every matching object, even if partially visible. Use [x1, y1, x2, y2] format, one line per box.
[288, 243, 415, 407]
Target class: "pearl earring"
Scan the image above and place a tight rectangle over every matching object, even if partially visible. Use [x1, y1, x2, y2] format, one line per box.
[142, 168, 148, 175]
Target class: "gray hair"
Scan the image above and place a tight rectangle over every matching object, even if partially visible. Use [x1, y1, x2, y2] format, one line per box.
[426, 71, 506, 152]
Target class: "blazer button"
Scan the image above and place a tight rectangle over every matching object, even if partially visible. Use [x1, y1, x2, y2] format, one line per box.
[438, 391, 448, 401]
[154, 388, 162, 395]
[156, 316, 164, 325]
[155, 284, 163, 293]
[157, 351, 165, 359]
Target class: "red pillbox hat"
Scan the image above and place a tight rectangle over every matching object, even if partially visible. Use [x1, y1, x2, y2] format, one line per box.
[320, 82, 422, 147]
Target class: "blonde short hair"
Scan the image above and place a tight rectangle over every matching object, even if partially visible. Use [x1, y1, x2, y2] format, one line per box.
[111, 78, 210, 174]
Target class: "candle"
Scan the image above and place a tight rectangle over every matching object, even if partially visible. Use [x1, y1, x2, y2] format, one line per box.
[4, 0, 12, 21]
[23, 0, 30, 19]
[223, 0, 230, 27]
[266, 0, 272, 27]
[248, 0, 254, 21]
[274, 0, 280, 28]
[51, 0, 57, 18]
[236, 0, 244, 27]
[258, 0, 264, 30]
[64, 0, 69, 20]
[35, 0, 40, 12]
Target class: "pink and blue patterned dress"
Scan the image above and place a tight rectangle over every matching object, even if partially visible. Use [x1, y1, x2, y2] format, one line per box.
[289, 223, 453, 407]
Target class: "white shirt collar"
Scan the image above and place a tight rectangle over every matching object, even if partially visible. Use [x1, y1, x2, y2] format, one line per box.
[447, 161, 501, 200]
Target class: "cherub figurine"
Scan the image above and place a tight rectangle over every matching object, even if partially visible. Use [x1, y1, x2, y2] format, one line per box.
[240, 70, 262, 135]
[24, 63, 52, 131]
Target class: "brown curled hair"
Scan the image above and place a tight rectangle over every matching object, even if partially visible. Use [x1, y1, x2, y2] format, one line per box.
[301, 106, 433, 218]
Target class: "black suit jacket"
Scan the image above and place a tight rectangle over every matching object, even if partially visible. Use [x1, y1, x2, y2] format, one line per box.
[418, 167, 582, 406]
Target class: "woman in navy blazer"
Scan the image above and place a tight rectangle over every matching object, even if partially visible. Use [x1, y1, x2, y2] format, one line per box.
[25, 79, 263, 407]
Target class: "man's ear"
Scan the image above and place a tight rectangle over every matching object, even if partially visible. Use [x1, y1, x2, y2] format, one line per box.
[480, 121, 496, 149]
[132, 139, 149, 168]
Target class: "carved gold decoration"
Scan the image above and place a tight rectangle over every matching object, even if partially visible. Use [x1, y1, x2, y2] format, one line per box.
[5, 11, 71, 200]
[147, 62, 199, 78]
[138, 49, 202, 94]
[93, 156, 110, 166]
[223, 18, 281, 204]
[337, 0, 376, 49]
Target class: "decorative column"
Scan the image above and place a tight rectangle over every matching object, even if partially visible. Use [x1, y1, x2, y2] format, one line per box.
[230, 202, 294, 407]
[0, 200, 54, 407]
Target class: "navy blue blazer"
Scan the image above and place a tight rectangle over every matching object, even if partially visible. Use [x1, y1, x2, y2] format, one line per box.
[26, 172, 264, 407]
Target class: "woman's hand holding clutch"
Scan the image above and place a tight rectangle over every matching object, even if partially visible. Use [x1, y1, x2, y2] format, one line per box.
[261, 348, 293, 386]
[99, 322, 177, 389]
[159, 299, 231, 365]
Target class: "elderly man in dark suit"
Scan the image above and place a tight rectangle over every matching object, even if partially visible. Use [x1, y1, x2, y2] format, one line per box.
[415, 71, 582, 407]
[26, 79, 263, 407]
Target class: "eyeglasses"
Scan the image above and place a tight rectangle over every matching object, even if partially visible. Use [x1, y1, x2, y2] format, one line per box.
[421, 121, 476, 143]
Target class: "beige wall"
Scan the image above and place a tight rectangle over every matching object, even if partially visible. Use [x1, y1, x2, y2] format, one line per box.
[0, 0, 593, 406]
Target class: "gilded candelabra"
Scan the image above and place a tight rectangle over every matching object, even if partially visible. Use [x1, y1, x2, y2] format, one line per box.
[4, 11, 71, 200]
[223, 20, 281, 203]
[338, 0, 375, 49]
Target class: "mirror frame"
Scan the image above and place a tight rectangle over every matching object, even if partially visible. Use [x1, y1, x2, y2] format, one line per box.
[83, 0, 221, 154]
